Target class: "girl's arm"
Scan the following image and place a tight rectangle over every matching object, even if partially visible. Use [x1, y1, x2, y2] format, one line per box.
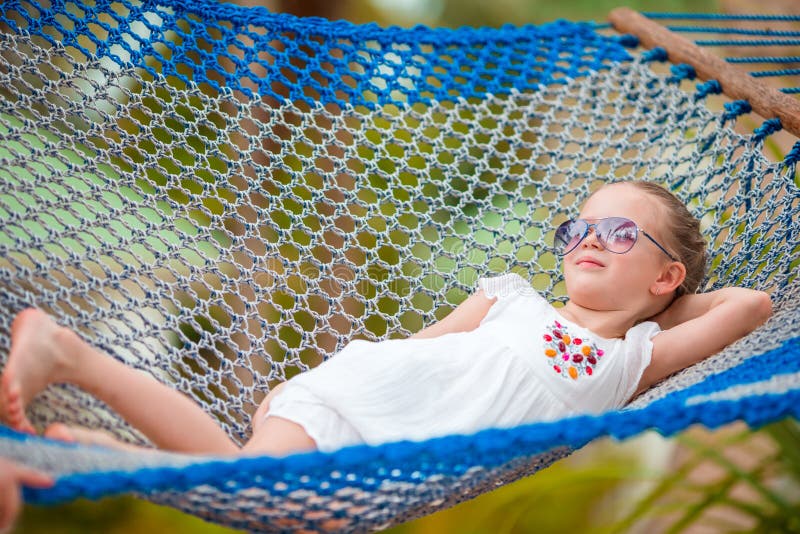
[408, 290, 496, 339]
[634, 288, 773, 396]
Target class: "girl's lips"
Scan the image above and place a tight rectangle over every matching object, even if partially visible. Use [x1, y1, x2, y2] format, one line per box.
[576, 256, 605, 267]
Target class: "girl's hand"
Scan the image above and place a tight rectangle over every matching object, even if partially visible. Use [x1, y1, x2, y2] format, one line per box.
[0, 458, 53, 532]
[637, 288, 773, 396]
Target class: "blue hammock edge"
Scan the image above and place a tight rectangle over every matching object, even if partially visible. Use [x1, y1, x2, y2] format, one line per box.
[0, 0, 632, 107]
[13, 334, 800, 505]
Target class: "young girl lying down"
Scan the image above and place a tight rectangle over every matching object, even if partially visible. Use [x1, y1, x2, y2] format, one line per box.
[0, 181, 772, 456]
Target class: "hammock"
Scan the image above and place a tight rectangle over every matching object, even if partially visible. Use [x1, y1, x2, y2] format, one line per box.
[1, 0, 799, 530]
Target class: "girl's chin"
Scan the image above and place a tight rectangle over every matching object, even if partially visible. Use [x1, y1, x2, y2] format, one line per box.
[564, 270, 608, 286]
[564, 282, 619, 302]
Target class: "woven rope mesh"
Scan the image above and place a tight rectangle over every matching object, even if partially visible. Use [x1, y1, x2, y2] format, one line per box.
[1, 1, 800, 531]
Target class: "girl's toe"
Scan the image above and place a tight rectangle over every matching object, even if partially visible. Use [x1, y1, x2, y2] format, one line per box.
[44, 423, 75, 442]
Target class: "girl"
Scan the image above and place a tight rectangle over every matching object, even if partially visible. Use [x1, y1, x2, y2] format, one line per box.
[0, 458, 52, 531]
[0, 181, 773, 457]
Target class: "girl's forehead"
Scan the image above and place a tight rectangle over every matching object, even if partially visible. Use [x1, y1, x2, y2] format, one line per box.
[579, 185, 661, 226]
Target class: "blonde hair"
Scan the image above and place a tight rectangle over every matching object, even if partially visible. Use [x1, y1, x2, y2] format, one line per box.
[622, 181, 707, 297]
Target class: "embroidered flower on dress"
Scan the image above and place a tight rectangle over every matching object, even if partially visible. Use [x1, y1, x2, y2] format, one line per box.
[542, 320, 604, 380]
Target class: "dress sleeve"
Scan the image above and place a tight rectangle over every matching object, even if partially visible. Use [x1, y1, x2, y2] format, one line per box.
[616, 320, 662, 407]
[476, 272, 534, 300]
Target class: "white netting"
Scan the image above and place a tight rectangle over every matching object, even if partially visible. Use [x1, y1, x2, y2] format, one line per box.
[1, 28, 798, 448]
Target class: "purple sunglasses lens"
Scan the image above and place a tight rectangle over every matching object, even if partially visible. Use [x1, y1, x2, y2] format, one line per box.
[554, 220, 587, 253]
[597, 217, 638, 253]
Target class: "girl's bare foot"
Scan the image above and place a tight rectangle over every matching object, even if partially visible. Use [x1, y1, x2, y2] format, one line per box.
[44, 423, 142, 452]
[0, 309, 81, 433]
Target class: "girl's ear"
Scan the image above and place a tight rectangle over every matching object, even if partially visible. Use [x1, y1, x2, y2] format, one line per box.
[652, 261, 686, 296]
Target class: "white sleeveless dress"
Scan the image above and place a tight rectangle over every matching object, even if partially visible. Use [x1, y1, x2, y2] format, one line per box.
[264, 272, 661, 452]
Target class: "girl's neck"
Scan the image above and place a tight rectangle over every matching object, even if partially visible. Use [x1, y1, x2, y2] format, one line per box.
[557, 301, 640, 340]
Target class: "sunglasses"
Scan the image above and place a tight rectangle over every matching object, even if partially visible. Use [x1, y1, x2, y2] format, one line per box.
[554, 217, 678, 261]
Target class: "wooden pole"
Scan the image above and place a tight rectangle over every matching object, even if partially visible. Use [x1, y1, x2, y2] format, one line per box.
[608, 7, 800, 139]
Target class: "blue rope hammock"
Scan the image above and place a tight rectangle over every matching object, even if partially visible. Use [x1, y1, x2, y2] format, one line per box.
[0, 1, 799, 531]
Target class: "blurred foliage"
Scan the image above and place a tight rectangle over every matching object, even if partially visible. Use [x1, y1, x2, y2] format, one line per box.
[16, 496, 236, 533]
[436, 0, 716, 27]
[311, 0, 719, 27]
[607, 419, 800, 533]
[390, 420, 800, 534]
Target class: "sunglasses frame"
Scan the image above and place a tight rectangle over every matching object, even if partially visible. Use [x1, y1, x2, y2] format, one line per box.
[554, 217, 678, 262]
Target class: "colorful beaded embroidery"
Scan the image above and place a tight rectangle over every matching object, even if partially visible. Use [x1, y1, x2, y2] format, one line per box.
[542, 320, 604, 380]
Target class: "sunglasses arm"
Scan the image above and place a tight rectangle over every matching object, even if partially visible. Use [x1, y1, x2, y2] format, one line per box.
[640, 230, 679, 262]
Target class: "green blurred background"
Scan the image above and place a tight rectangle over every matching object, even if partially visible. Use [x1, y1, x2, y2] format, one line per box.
[13, 0, 800, 532]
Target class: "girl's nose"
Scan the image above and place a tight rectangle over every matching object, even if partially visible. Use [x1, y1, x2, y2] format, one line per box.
[581, 227, 602, 250]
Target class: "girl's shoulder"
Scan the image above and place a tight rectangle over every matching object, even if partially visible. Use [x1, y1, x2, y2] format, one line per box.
[625, 319, 662, 343]
[476, 272, 544, 302]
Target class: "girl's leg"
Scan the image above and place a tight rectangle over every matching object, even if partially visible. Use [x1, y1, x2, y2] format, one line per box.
[40, 383, 318, 457]
[41, 413, 318, 457]
[43, 422, 148, 452]
[243, 417, 316, 456]
[243, 383, 317, 455]
[0, 308, 238, 455]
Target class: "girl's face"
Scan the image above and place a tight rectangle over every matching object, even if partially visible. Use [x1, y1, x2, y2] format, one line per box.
[562, 184, 676, 312]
